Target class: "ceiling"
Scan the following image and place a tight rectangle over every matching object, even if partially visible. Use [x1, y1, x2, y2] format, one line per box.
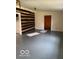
[20, 0, 63, 11]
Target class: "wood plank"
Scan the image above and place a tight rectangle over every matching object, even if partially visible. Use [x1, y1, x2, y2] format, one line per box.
[21, 15, 35, 18]
[21, 13, 34, 16]
[16, 8, 34, 14]
[21, 21, 34, 23]
[22, 27, 35, 32]
[21, 19, 34, 21]
[22, 25, 34, 30]
[21, 17, 34, 19]
[22, 23, 34, 26]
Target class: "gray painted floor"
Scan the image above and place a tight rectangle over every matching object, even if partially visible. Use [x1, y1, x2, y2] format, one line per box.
[16, 31, 63, 59]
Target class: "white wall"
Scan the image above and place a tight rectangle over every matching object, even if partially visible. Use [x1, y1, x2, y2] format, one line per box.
[16, 17, 19, 33]
[16, 13, 22, 35]
[35, 10, 63, 32]
[16, 6, 63, 32]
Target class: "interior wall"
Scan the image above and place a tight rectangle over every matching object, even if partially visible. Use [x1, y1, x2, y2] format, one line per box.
[35, 10, 63, 32]
[16, 6, 63, 32]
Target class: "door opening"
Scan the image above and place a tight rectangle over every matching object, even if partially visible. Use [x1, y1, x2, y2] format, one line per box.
[44, 15, 51, 30]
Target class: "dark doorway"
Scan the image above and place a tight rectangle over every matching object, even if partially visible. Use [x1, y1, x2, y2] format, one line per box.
[44, 15, 51, 30]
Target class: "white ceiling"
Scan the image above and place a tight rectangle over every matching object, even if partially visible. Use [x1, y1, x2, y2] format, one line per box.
[20, 0, 63, 11]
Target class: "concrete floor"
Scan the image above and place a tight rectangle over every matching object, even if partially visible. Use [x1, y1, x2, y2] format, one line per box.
[16, 31, 63, 59]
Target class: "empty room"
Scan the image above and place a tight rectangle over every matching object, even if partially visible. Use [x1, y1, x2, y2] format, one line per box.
[16, 0, 63, 59]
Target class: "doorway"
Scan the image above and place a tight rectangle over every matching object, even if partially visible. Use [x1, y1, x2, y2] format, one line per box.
[44, 15, 51, 30]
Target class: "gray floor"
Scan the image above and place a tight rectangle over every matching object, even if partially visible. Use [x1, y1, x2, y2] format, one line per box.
[16, 31, 63, 59]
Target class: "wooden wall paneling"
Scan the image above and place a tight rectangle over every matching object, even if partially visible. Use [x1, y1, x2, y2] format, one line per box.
[16, 8, 35, 33]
